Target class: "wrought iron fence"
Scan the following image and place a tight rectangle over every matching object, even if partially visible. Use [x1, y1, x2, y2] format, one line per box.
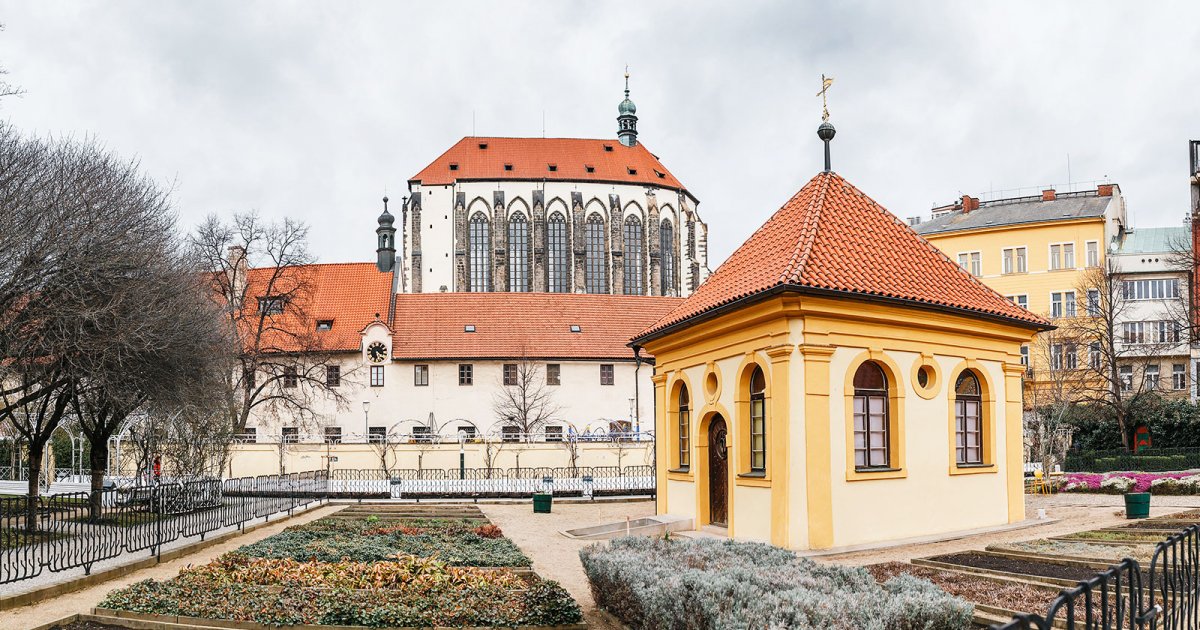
[328, 465, 655, 500]
[0, 471, 329, 586]
[990, 525, 1200, 629]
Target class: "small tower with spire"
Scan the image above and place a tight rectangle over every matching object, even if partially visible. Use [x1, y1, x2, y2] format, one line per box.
[617, 67, 638, 147]
[376, 195, 396, 272]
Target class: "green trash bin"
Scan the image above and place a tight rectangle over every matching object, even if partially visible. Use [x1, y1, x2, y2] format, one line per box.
[1124, 492, 1150, 519]
[533, 493, 552, 514]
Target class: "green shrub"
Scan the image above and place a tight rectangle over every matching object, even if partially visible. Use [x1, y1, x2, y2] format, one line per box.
[580, 536, 972, 629]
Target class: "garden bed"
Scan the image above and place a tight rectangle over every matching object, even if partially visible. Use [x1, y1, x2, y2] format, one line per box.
[989, 539, 1155, 563]
[96, 512, 580, 628]
[1054, 530, 1166, 544]
[581, 536, 974, 629]
[236, 516, 531, 567]
[867, 562, 1060, 618]
[922, 551, 1150, 586]
[1114, 520, 1194, 531]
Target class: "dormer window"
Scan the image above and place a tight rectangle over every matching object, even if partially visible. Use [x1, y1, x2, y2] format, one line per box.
[449, 163, 459, 171]
[603, 144, 614, 152]
[316, 320, 333, 331]
[464, 324, 476, 333]
[570, 325, 582, 333]
[547, 164, 557, 172]
[654, 170, 666, 179]
[257, 296, 286, 315]
[627, 168, 638, 176]
[478, 142, 488, 150]
[504, 163, 513, 171]
[585, 165, 595, 173]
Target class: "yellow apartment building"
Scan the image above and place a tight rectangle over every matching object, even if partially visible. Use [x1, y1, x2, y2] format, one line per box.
[913, 186, 1127, 378]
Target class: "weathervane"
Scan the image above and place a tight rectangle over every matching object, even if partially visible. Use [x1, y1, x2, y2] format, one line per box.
[624, 64, 630, 97]
[817, 74, 834, 122]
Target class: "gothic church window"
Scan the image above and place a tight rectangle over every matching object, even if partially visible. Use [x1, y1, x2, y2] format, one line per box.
[468, 212, 491, 292]
[585, 213, 607, 294]
[660, 220, 675, 296]
[507, 212, 529, 292]
[547, 212, 569, 293]
[623, 215, 644, 295]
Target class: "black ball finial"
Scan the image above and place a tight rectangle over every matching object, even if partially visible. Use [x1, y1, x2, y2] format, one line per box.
[817, 121, 836, 141]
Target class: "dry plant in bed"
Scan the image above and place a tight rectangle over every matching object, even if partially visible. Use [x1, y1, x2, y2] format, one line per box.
[929, 552, 1150, 585]
[868, 563, 1059, 616]
[186, 553, 528, 590]
[1063, 530, 1167, 543]
[1116, 521, 1193, 531]
[991, 539, 1155, 562]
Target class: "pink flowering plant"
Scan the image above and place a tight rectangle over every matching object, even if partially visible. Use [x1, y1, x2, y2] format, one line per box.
[1059, 471, 1198, 494]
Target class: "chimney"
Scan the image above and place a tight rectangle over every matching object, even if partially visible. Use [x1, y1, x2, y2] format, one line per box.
[1042, 189, 1057, 202]
[960, 195, 979, 213]
[1097, 184, 1114, 197]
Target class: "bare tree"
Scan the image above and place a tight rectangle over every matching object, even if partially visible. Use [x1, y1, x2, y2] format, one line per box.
[192, 213, 352, 435]
[0, 24, 25, 102]
[480, 438, 505, 476]
[1055, 259, 1183, 448]
[1025, 331, 1078, 473]
[491, 358, 561, 442]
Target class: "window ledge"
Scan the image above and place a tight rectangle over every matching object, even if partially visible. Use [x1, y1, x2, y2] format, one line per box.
[846, 466, 907, 482]
[950, 463, 997, 476]
[738, 471, 767, 478]
[735, 471, 771, 487]
[668, 467, 690, 474]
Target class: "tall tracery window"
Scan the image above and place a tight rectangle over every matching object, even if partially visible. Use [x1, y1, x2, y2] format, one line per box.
[660, 220, 676, 296]
[852, 362, 889, 469]
[677, 385, 690, 468]
[955, 372, 983, 465]
[507, 212, 529, 292]
[623, 216, 644, 295]
[468, 212, 491, 292]
[585, 213, 607, 294]
[749, 366, 767, 472]
[547, 212, 569, 293]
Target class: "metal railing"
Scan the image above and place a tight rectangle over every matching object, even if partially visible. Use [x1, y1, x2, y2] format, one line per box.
[991, 525, 1200, 629]
[328, 465, 655, 500]
[0, 471, 328, 586]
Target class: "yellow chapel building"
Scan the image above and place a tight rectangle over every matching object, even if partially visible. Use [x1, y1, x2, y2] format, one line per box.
[632, 147, 1051, 551]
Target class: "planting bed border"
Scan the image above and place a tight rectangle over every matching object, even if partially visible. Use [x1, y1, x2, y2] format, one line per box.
[871, 562, 1068, 628]
[91, 608, 588, 630]
[986, 543, 1156, 565]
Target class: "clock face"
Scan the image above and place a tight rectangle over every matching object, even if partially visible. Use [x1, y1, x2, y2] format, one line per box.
[366, 341, 388, 364]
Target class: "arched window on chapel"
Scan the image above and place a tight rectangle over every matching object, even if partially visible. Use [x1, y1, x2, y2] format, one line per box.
[678, 385, 690, 468]
[749, 366, 767, 472]
[955, 372, 983, 465]
[852, 362, 889, 469]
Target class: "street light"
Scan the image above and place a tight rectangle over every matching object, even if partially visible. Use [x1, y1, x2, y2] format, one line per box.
[362, 401, 370, 443]
[457, 429, 467, 480]
[629, 397, 637, 440]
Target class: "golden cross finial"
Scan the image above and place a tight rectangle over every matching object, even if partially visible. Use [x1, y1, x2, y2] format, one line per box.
[817, 74, 834, 122]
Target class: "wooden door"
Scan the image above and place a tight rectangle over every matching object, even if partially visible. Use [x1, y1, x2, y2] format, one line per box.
[708, 415, 728, 526]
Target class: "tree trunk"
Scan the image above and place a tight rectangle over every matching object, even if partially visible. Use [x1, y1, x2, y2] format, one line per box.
[89, 439, 108, 522]
[24, 443, 42, 533]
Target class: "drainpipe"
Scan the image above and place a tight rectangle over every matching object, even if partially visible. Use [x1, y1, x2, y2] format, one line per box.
[633, 348, 642, 438]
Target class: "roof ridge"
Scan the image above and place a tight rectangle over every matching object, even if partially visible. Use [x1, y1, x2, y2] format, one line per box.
[780, 172, 832, 284]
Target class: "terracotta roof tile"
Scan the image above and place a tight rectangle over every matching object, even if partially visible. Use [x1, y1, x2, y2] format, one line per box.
[637, 171, 1050, 339]
[409, 137, 688, 192]
[391, 293, 681, 360]
[240, 263, 393, 353]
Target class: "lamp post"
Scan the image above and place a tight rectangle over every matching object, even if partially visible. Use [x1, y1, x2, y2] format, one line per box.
[362, 401, 370, 443]
[457, 430, 467, 480]
[629, 397, 637, 440]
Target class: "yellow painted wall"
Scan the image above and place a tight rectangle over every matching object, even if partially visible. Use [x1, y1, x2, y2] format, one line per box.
[644, 293, 1036, 550]
[920, 219, 1107, 317]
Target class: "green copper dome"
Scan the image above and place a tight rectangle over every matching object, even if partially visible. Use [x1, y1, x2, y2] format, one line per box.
[619, 97, 636, 116]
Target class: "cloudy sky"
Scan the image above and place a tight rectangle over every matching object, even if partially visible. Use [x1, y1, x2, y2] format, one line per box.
[2, 1, 1199, 267]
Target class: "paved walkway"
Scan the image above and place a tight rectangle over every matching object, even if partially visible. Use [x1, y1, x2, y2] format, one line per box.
[0, 504, 341, 630]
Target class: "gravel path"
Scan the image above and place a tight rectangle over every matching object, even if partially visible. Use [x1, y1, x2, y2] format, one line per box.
[480, 499, 655, 630]
[0, 504, 341, 630]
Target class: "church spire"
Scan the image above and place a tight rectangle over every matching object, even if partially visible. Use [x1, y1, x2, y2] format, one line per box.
[617, 66, 638, 147]
[376, 195, 396, 272]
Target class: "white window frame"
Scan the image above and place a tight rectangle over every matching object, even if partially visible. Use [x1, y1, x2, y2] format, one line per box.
[1006, 294, 1028, 310]
[1086, 289, 1100, 317]
[1050, 292, 1063, 318]
[1174, 364, 1187, 390]
[1063, 290, 1076, 318]
[1145, 364, 1160, 389]
[1049, 242, 1076, 271]
[1085, 240, 1100, 268]
[1001, 246, 1027, 275]
[1119, 365, 1133, 391]
[1089, 342, 1101, 369]
[957, 251, 982, 277]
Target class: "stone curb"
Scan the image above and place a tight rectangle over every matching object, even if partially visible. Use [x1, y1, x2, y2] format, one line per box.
[0, 502, 330, 612]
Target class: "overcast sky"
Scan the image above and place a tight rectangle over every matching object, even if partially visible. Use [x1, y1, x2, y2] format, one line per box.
[2, 2, 1199, 268]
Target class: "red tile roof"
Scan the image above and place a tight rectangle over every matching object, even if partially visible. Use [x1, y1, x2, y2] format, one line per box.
[239, 263, 393, 353]
[636, 171, 1050, 340]
[390, 293, 681, 360]
[409, 137, 688, 192]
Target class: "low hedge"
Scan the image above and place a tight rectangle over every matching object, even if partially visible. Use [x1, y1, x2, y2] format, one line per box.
[580, 536, 972, 629]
